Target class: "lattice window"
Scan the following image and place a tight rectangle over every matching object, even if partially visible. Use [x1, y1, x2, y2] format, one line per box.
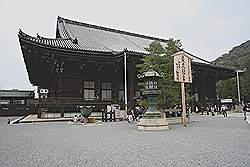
[118, 91, 124, 101]
[83, 81, 95, 100]
[101, 82, 111, 100]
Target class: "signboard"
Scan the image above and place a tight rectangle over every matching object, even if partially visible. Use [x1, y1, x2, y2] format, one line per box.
[172, 51, 193, 127]
[40, 89, 49, 94]
[221, 99, 233, 103]
[174, 52, 192, 83]
[39, 89, 49, 98]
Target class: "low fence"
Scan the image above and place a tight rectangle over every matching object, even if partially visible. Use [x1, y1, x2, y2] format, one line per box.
[37, 97, 124, 122]
[1, 97, 125, 122]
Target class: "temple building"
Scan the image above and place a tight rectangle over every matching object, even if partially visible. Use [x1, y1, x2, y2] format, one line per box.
[18, 16, 235, 115]
[0, 89, 36, 116]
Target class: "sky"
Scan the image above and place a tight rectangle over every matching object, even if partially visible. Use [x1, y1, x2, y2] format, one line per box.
[0, 0, 249, 91]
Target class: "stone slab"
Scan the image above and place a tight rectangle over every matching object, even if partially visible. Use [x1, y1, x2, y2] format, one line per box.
[137, 118, 169, 131]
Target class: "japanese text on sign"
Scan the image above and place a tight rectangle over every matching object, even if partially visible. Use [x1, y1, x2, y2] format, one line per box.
[173, 52, 192, 83]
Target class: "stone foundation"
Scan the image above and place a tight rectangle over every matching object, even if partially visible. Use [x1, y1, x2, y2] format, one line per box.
[137, 118, 169, 131]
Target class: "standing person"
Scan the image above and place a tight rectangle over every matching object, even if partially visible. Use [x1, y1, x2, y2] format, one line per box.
[214, 104, 218, 115]
[243, 103, 248, 120]
[134, 107, 139, 121]
[222, 105, 227, 117]
[206, 105, 210, 115]
[131, 109, 135, 123]
[127, 109, 133, 124]
[73, 115, 78, 123]
[211, 105, 215, 116]
[221, 105, 225, 117]
[7, 119, 10, 124]
[195, 106, 199, 114]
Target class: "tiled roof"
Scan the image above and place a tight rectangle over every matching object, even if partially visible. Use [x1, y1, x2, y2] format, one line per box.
[18, 30, 83, 50]
[18, 16, 235, 71]
[56, 16, 168, 54]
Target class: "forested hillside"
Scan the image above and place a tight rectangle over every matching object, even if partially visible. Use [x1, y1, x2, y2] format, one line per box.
[213, 40, 250, 69]
[213, 40, 250, 102]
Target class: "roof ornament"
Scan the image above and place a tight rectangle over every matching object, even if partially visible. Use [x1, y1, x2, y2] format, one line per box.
[37, 33, 40, 39]
[73, 37, 78, 44]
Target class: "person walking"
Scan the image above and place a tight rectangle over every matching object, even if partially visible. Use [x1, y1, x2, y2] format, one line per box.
[7, 119, 10, 124]
[206, 106, 210, 115]
[73, 115, 78, 123]
[211, 106, 215, 116]
[221, 105, 227, 117]
[127, 109, 133, 124]
[243, 103, 248, 120]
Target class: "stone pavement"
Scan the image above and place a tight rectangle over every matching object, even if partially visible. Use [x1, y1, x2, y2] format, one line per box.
[227, 111, 250, 124]
[0, 114, 249, 167]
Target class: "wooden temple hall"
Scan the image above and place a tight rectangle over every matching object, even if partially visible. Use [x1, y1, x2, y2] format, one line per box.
[18, 16, 235, 117]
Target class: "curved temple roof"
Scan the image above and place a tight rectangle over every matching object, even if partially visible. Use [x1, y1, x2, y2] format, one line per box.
[18, 16, 236, 75]
[19, 17, 169, 55]
[56, 16, 168, 54]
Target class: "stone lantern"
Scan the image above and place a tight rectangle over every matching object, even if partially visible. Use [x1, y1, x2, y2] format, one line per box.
[137, 69, 169, 130]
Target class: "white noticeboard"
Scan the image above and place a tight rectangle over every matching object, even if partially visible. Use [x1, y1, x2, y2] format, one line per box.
[173, 52, 192, 83]
[221, 99, 233, 103]
[40, 89, 49, 94]
[173, 51, 193, 127]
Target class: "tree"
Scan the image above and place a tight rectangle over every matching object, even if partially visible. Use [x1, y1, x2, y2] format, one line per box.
[136, 39, 185, 108]
[216, 57, 250, 103]
[214, 40, 250, 103]
[216, 79, 237, 99]
[243, 58, 250, 102]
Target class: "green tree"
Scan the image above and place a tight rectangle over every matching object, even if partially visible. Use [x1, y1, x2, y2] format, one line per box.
[214, 40, 250, 103]
[216, 79, 237, 99]
[136, 39, 186, 108]
[216, 57, 250, 103]
[243, 58, 250, 102]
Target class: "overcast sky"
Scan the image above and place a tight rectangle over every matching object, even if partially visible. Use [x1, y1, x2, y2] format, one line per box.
[0, 0, 249, 91]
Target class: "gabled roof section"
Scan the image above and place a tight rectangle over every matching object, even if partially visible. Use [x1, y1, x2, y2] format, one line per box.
[56, 16, 168, 54]
[18, 29, 83, 50]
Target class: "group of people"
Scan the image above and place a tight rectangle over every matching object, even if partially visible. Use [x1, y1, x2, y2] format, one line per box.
[194, 104, 229, 117]
[73, 114, 82, 123]
[197, 102, 249, 120]
[126, 107, 144, 124]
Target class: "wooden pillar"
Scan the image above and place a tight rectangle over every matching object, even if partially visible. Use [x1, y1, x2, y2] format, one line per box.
[37, 86, 42, 118]
[128, 65, 135, 109]
[60, 82, 64, 118]
[130, 67, 135, 99]
[59, 76, 64, 117]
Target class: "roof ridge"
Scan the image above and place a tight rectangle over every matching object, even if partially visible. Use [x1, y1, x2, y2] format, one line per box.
[57, 16, 168, 43]
[38, 35, 72, 41]
[19, 30, 72, 41]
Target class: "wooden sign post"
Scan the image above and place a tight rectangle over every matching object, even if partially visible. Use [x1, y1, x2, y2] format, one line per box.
[173, 52, 192, 127]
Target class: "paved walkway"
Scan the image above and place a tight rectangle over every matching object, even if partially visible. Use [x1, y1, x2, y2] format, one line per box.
[228, 111, 250, 123]
[1, 114, 249, 167]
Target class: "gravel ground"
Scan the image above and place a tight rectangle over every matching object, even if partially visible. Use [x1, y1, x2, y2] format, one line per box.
[0, 115, 249, 167]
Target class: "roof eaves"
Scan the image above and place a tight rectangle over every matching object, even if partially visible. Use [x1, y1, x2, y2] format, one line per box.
[18, 30, 118, 56]
[192, 61, 236, 72]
